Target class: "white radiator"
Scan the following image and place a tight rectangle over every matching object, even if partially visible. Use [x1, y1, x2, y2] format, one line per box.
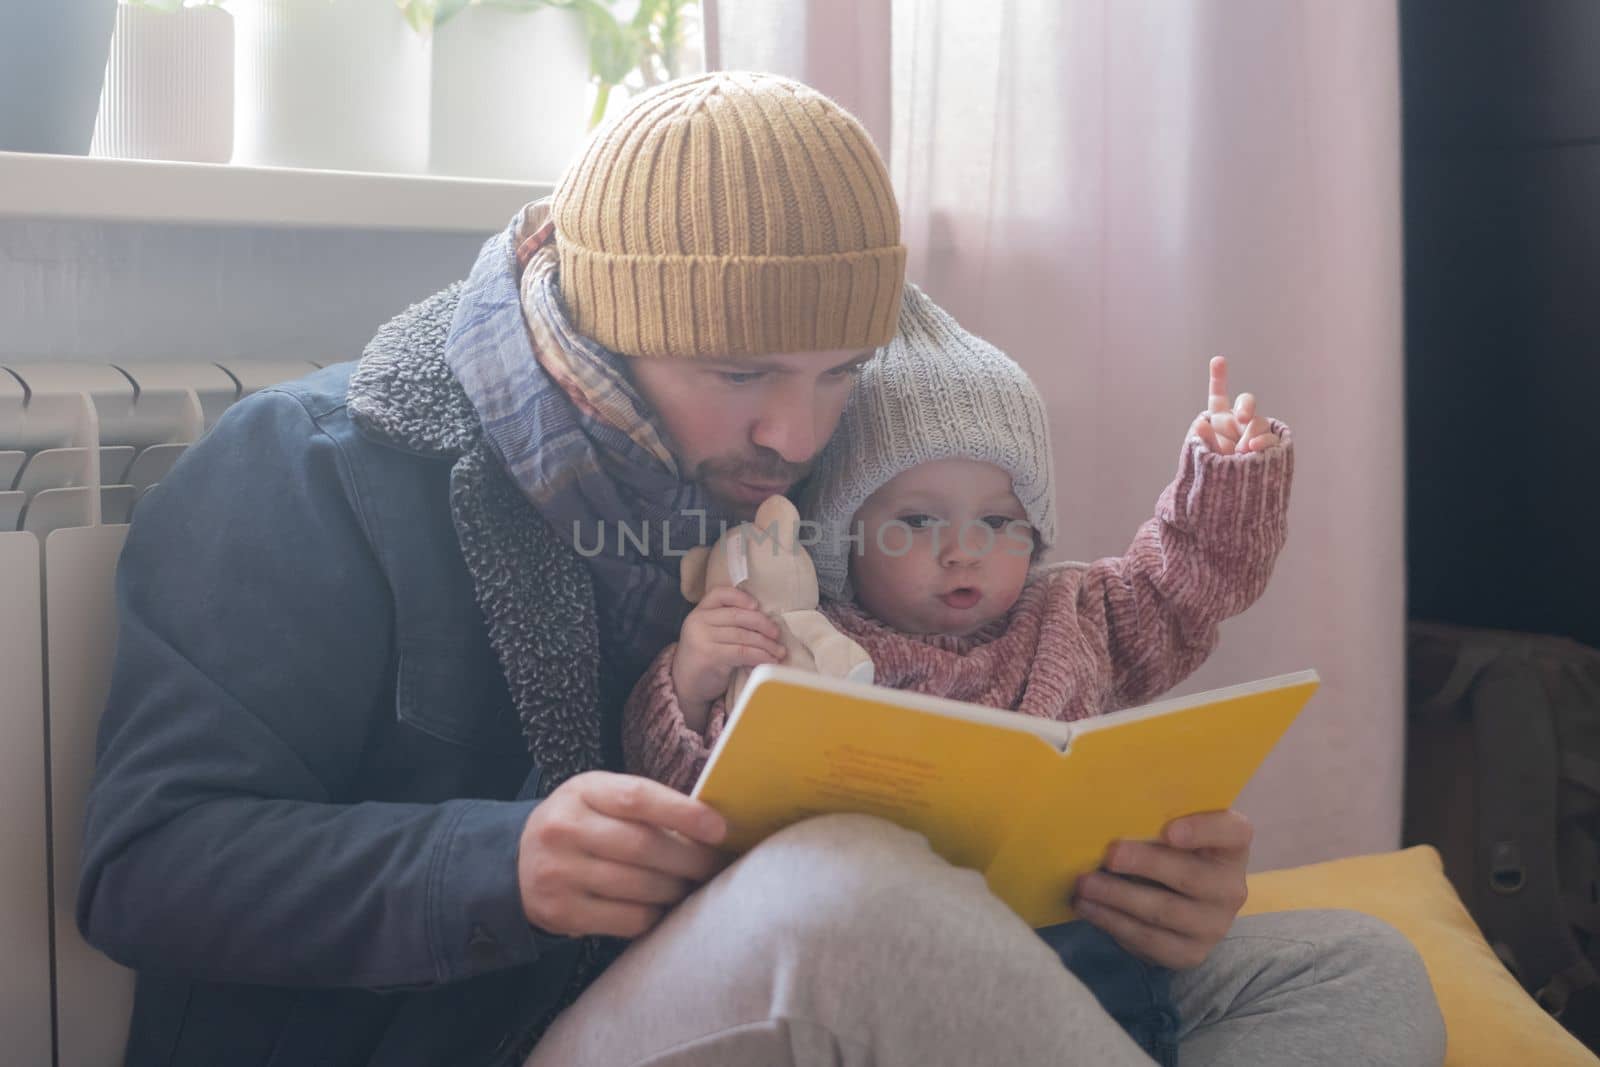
[0, 360, 320, 1067]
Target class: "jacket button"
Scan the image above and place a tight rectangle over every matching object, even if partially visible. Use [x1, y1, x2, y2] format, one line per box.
[467, 923, 500, 967]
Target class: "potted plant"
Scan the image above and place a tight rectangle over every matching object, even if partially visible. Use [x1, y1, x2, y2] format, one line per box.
[233, 0, 431, 174]
[570, 0, 702, 130]
[425, 0, 703, 183]
[91, 0, 234, 164]
[424, 0, 589, 182]
[0, 0, 119, 155]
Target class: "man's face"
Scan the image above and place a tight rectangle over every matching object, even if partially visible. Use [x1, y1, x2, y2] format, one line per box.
[627, 348, 872, 517]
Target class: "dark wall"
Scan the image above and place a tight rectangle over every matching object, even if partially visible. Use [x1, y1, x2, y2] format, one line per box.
[1401, 1, 1600, 648]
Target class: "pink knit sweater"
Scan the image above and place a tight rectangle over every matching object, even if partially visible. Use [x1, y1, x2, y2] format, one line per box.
[623, 425, 1294, 793]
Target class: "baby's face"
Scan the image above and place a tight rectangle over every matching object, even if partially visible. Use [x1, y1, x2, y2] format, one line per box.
[849, 459, 1035, 636]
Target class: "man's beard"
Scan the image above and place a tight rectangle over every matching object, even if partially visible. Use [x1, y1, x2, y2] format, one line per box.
[689, 452, 812, 520]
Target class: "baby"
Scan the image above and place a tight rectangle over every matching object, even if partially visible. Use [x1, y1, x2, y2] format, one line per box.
[622, 284, 1292, 1065]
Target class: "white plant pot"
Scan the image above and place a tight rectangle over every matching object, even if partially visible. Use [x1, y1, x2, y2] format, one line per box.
[91, 4, 234, 164]
[234, 0, 430, 174]
[429, 5, 589, 183]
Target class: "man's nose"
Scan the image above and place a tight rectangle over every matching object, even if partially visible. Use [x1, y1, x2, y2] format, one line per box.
[750, 398, 818, 465]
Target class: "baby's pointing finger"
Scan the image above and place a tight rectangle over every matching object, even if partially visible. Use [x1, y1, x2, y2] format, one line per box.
[1208, 356, 1230, 415]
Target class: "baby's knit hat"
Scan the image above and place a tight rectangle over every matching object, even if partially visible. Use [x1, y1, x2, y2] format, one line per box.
[551, 71, 906, 359]
[801, 284, 1057, 600]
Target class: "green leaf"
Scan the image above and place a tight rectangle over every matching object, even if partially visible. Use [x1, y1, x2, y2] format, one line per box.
[502, 0, 703, 127]
[129, 0, 190, 12]
[479, 0, 560, 12]
[569, 0, 641, 86]
[589, 81, 612, 129]
[394, 0, 434, 34]
[434, 0, 471, 25]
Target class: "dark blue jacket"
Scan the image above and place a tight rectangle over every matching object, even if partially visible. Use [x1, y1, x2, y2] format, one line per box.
[78, 282, 613, 1066]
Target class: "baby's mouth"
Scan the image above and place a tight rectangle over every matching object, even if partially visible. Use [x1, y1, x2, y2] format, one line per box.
[938, 587, 982, 610]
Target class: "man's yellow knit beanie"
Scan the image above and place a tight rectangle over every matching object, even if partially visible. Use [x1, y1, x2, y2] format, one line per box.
[551, 71, 907, 359]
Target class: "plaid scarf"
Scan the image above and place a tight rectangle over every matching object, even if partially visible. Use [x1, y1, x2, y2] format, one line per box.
[445, 203, 737, 688]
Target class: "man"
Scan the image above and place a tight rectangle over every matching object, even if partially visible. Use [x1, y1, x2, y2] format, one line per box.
[78, 72, 1443, 1066]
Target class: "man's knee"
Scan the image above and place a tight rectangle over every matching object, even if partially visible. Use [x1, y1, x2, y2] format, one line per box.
[732, 814, 961, 887]
[1296, 910, 1431, 984]
[1283, 909, 1447, 1063]
[720, 814, 1026, 959]
[682, 815, 1133, 1061]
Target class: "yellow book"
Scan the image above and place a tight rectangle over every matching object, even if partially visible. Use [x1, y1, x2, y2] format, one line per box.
[692, 664, 1320, 928]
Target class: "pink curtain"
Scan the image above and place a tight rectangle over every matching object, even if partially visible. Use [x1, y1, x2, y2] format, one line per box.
[705, 0, 892, 150]
[709, 0, 1406, 871]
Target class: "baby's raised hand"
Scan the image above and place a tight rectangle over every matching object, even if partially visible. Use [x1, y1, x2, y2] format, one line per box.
[1191, 356, 1281, 455]
[671, 587, 787, 733]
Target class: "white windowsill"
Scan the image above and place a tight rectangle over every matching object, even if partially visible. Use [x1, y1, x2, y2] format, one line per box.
[0, 151, 552, 233]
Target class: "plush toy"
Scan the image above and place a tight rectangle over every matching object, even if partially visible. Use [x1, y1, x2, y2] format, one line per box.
[679, 494, 875, 711]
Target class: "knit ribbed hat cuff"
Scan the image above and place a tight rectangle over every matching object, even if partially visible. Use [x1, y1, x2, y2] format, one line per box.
[558, 240, 908, 359]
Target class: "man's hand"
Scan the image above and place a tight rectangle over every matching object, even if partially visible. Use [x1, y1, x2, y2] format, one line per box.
[1191, 356, 1281, 455]
[1070, 809, 1253, 970]
[672, 587, 787, 731]
[519, 771, 729, 940]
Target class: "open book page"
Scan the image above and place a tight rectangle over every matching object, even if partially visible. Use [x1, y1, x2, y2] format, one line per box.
[984, 671, 1321, 926]
[1066, 669, 1322, 742]
[693, 664, 1320, 928]
[694, 665, 1070, 870]
[716, 664, 1077, 749]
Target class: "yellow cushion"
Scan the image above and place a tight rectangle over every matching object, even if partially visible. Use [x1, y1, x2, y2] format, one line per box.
[1244, 845, 1596, 1066]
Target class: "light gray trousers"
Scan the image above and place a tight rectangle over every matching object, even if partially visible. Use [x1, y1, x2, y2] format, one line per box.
[526, 814, 1446, 1066]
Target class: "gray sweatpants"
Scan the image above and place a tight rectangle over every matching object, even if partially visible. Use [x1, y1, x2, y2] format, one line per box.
[526, 814, 1446, 1066]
